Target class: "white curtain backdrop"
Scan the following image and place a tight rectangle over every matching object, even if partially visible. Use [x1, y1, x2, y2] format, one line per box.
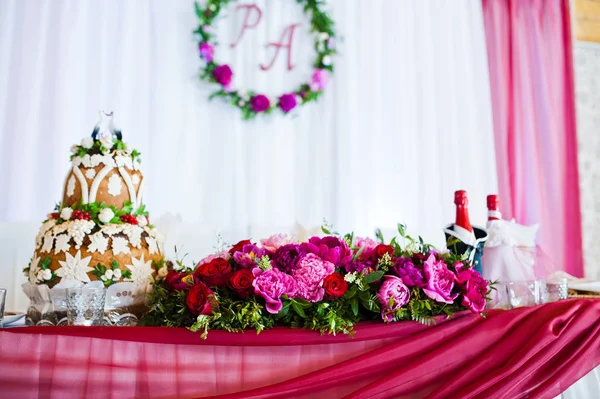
[0, 0, 497, 309]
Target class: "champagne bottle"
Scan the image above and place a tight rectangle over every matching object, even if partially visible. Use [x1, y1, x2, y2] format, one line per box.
[454, 190, 476, 245]
[487, 194, 501, 224]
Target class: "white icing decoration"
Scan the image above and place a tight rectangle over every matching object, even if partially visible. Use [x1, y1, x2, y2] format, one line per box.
[107, 173, 123, 197]
[122, 224, 143, 248]
[35, 220, 56, 248]
[41, 235, 54, 253]
[56, 250, 93, 283]
[53, 223, 69, 235]
[29, 257, 41, 284]
[88, 232, 109, 254]
[115, 155, 133, 170]
[90, 154, 104, 167]
[60, 207, 73, 220]
[72, 166, 89, 203]
[131, 174, 140, 185]
[118, 167, 137, 204]
[88, 164, 114, 202]
[136, 215, 148, 227]
[100, 134, 114, 150]
[136, 178, 145, 208]
[101, 224, 124, 236]
[81, 154, 92, 168]
[85, 168, 97, 179]
[81, 136, 94, 149]
[112, 236, 130, 255]
[145, 236, 158, 255]
[98, 208, 115, 224]
[54, 234, 71, 254]
[66, 175, 76, 197]
[125, 254, 154, 287]
[67, 220, 94, 249]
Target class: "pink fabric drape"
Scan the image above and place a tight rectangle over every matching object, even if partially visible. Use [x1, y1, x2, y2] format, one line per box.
[482, 0, 583, 276]
[2, 299, 600, 398]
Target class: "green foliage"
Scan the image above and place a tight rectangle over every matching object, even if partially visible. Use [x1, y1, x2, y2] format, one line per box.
[52, 200, 149, 227]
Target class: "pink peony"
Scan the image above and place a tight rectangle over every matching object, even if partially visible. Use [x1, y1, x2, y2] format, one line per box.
[250, 94, 270, 113]
[377, 275, 411, 322]
[422, 255, 458, 304]
[252, 267, 297, 314]
[455, 262, 488, 313]
[304, 236, 353, 268]
[260, 234, 293, 254]
[197, 250, 230, 267]
[199, 42, 214, 62]
[233, 244, 265, 268]
[278, 93, 298, 113]
[213, 65, 233, 86]
[310, 69, 328, 91]
[292, 253, 335, 302]
[354, 236, 378, 259]
[392, 257, 426, 288]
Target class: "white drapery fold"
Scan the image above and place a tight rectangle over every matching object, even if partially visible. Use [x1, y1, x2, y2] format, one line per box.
[0, 0, 496, 287]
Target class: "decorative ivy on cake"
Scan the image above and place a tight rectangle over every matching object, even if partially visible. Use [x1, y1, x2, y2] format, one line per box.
[194, 0, 337, 120]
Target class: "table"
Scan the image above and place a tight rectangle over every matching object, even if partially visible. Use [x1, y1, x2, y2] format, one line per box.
[1, 299, 599, 399]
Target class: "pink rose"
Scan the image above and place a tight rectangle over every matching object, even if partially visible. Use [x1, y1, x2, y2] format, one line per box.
[250, 94, 270, 113]
[422, 255, 458, 304]
[455, 262, 488, 313]
[213, 65, 233, 86]
[310, 69, 328, 91]
[199, 42, 214, 62]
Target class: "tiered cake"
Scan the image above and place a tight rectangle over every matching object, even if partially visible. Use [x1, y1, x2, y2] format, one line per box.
[23, 112, 165, 325]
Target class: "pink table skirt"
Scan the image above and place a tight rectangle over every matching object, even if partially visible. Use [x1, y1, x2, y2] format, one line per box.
[1, 299, 600, 399]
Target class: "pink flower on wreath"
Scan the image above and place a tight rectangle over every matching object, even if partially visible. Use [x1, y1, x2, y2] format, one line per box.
[455, 262, 488, 313]
[310, 69, 328, 91]
[213, 65, 233, 86]
[252, 267, 297, 314]
[250, 94, 270, 112]
[260, 234, 293, 254]
[278, 93, 298, 113]
[377, 275, 411, 322]
[292, 253, 335, 302]
[422, 254, 458, 304]
[199, 42, 214, 63]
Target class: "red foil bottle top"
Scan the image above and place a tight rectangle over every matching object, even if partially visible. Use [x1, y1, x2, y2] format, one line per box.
[487, 194, 500, 210]
[454, 190, 468, 205]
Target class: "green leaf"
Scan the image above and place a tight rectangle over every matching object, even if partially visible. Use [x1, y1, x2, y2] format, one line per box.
[352, 245, 365, 261]
[291, 302, 306, 318]
[363, 270, 384, 284]
[375, 228, 385, 244]
[397, 223, 406, 237]
[351, 298, 359, 316]
[321, 225, 331, 235]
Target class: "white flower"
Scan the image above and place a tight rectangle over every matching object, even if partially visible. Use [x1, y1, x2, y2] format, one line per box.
[238, 100, 245, 107]
[56, 250, 93, 283]
[80, 136, 94, 149]
[125, 254, 154, 287]
[71, 145, 79, 154]
[60, 207, 73, 220]
[319, 32, 329, 41]
[98, 208, 115, 224]
[209, 3, 216, 11]
[136, 215, 148, 227]
[42, 269, 52, 281]
[99, 134, 114, 150]
[113, 268, 122, 280]
[103, 269, 114, 281]
[317, 42, 325, 52]
[87, 232, 109, 254]
[37, 270, 45, 283]
[81, 154, 92, 168]
[322, 55, 332, 66]
[111, 236, 131, 255]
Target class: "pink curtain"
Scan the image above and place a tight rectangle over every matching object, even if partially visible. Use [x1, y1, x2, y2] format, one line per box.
[482, 0, 583, 276]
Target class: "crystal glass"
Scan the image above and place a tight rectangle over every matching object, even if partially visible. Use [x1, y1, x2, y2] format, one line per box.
[547, 278, 569, 302]
[507, 280, 547, 308]
[66, 287, 106, 326]
[0, 289, 6, 327]
[487, 282, 511, 310]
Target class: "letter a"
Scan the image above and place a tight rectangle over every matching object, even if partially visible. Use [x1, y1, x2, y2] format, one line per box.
[231, 4, 262, 48]
[260, 23, 301, 71]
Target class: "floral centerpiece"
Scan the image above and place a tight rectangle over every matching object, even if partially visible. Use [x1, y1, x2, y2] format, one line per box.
[142, 224, 491, 337]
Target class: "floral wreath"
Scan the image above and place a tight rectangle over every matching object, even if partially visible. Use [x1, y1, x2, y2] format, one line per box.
[194, 0, 337, 120]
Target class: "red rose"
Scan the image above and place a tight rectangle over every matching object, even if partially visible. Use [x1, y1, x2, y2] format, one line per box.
[195, 258, 232, 287]
[50, 212, 59, 219]
[376, 244, 394, 259]
[165, 270, 193, 291]
[228, 269, 255, 298]
[323, 272, 348, 298]
[186, 283, 214, 316]
[229, 239, 251, 255]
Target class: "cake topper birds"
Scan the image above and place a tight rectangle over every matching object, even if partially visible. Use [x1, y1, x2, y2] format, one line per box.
[91, 111, 122, 141]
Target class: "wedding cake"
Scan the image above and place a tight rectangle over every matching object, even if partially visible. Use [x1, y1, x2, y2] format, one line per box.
[23, 112, 165, 325]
